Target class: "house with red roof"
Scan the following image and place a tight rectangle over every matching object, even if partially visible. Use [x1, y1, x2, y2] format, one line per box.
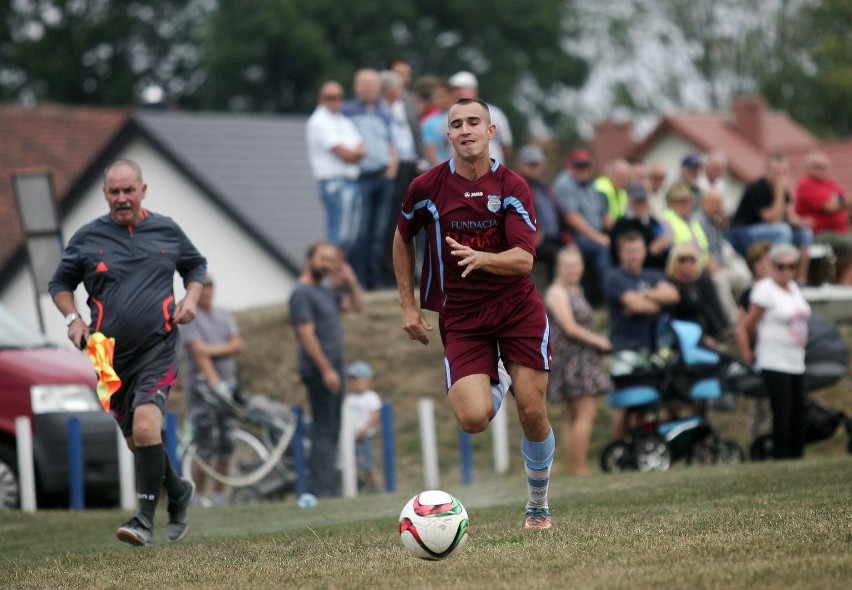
[591, 96, 848, 216]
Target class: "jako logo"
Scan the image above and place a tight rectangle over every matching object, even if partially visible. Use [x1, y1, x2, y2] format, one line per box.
[463, 191, 484, 198]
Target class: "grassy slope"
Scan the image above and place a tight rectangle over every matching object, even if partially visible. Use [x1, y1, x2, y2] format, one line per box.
[172, 291, 852, 484]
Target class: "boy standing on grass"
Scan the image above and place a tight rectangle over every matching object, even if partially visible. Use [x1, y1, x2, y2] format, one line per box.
[393, 98, 554, 530]
[343, 361, 383, 493]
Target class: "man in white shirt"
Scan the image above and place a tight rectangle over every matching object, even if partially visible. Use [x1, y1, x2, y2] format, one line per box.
[306, 81, 367, 252]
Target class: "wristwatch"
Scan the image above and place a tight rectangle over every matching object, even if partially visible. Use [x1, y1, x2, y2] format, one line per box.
[64, 312, 80, 327]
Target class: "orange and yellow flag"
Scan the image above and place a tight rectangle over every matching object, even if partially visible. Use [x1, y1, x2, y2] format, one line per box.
[85, 332, 122, 412]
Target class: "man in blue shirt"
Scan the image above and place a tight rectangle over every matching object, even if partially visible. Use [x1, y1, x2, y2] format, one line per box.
[342, 69, 398, 289]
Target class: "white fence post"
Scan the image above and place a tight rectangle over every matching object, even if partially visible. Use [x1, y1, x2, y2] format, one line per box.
[339, 403, 358, 498]
[418, 398, 440, 489]
[116, 426, 136, 511]
[15, 416, 37, 512]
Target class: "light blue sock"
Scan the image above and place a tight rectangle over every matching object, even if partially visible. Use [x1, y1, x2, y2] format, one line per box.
[521, 429, 554, 510]
[490, 359, 511, 419]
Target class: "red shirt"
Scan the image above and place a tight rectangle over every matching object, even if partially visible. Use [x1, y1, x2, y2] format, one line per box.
[397, 159, 538, 312]
[795, 175, 848, 234]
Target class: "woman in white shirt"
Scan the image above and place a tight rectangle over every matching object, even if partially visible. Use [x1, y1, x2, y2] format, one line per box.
[745, 244, 811, 459]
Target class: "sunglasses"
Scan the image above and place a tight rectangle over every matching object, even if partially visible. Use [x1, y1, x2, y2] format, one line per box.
[322, 94, 343, 101]
[677, 256, 696, 263]
[774, 262, 796, 271]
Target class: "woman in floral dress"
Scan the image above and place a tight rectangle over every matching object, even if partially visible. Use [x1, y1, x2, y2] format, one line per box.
[544, 247, 613, 474]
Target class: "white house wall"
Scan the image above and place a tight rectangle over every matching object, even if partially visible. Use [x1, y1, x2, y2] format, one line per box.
[642, 134, 745, 215]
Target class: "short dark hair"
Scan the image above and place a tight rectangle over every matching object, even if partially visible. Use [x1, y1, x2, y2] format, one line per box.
[616, 230, 644, 250]
[305, 240, 331, 259]
[451, 98, 491, 122]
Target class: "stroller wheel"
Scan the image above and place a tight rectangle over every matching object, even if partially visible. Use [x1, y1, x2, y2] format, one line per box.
[633, 435, 671, 472]
[600, 441, 631, 473]
[749, 434, 773, 462]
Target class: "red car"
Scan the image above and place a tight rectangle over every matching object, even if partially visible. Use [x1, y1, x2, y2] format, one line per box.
[0, 304, 119, 508]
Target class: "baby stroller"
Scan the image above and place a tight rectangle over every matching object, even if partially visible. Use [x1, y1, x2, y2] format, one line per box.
[600, 319, 744, 473]
[743, 313, 852, 460]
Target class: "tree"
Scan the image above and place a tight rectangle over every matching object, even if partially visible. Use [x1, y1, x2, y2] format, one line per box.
[195, 0, 588, 141]
[0, 0, 212, 106]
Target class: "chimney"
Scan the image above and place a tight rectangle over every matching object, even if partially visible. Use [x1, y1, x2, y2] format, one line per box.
[733, 96, 766, 149]
[592, 120, 635, 173]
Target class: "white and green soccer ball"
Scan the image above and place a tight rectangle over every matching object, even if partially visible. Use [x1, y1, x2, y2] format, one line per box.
[398, 490, 470, 560]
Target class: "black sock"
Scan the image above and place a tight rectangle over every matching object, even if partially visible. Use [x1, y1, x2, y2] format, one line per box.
[162, 449, 185, 500]
[134, 444, 165, 528]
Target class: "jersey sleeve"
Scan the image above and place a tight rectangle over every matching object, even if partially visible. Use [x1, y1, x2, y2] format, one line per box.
[48, 227, 87, 296]
[502, 174, 537, 255]
[397, 176, 427, 243]
[173, 223, 207, 287]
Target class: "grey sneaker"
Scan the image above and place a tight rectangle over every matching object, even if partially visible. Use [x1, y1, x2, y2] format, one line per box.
[116, 516, 153, 547]
[166, 478, 196, 542]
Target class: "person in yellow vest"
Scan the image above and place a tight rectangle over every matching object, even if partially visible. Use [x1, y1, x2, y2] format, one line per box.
[594, 158, 631, 220]
[660, 182, 711, 266]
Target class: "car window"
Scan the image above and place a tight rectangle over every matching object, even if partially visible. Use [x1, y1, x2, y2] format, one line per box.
[0, 305, 50, 349]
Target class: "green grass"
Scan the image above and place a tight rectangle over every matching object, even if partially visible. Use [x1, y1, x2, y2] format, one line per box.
[1, 456, 850, 590]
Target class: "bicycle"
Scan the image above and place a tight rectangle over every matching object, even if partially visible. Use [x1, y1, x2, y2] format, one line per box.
[180, 386, 302, 504]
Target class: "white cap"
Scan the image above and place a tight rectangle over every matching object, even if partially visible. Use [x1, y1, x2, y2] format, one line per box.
[449, 71, 478, 89]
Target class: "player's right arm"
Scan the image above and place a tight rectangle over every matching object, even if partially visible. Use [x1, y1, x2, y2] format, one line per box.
[52, 290, 89, 350]
[393, 229, 432, 345]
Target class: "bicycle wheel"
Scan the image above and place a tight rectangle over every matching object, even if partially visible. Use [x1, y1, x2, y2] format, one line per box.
[181, 428, 270, 491]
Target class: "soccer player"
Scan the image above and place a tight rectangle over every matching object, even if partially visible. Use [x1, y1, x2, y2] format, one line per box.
[393, 98, 554, 530]
[50, 159, 206, 546]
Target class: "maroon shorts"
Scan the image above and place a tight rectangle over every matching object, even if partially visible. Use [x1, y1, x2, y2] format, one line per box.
[439, 282, 551, 389]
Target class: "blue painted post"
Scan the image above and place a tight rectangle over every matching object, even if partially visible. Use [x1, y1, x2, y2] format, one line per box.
[458, 428, 473, 485]
[165, 412, 181, 476]
[292, 406, 307, 497]
[381, 402, 395, 492]
[67, 417, 85, 510]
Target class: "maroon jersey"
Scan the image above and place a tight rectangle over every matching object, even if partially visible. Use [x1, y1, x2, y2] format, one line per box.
[397, 159, 538, 312]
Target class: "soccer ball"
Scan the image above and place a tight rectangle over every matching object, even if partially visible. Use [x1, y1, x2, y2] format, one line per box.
[398, 490, 470, 560]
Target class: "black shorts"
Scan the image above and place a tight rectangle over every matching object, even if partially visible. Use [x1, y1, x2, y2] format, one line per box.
[111, 339, 178, 438]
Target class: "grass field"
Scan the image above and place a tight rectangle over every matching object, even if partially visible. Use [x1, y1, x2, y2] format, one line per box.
[2, 293, 849, 589]
[1, 456, 850, 589]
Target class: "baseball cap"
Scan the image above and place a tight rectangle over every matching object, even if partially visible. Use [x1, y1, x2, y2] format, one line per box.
[347, 361, 374, 379]
[568, 149, 593, 166]
[681, 153, 703, 168]
[627, 183, 648, 200]
[518, 145, 546, 165]
[448, 71, 478, 89]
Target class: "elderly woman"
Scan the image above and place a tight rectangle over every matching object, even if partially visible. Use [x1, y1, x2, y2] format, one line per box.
[665, 243, 729, 344]
[745, 244, 811, 459]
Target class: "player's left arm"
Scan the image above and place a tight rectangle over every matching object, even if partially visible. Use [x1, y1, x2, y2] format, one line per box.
[173, 223, 208, 325]
[173, 280, 204, 325]
[447, 236, 532, 277]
